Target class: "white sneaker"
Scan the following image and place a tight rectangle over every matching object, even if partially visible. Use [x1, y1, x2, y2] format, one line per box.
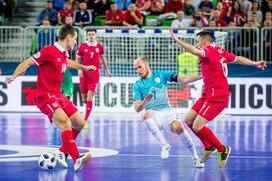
[161, 143, 171, 159]
[55, 150, 68, 169]
[74, 153, 92, 171]
[194, 158, 205, 168]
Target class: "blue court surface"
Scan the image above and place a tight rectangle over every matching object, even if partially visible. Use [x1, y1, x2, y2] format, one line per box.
[0, 113, 272, 181]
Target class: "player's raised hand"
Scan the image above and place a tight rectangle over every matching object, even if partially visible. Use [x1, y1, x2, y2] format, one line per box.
[256, 60, 267, 70]
[84, 65, 97, 71]
[169, 29, 178, 42]
[5, 76, 15, 83]
[107, 70, 112, 77]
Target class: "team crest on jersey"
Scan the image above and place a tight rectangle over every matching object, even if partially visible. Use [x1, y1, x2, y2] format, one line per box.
[155, 77, 161, 83]
[95, 48, 99, 53]
[33, 52, 41, 58]
[57, 58, 61, 62]
[52, 103, 58, 107]
[85, 49, 88, 52]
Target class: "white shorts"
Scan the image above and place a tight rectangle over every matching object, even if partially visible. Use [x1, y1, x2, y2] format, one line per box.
[145, 109, 179, 131]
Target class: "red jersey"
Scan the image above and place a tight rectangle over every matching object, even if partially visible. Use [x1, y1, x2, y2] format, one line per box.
[106, 9, 124, 25]
[199, 45, 237, 97]
[31, 42, 69, 95]
[123, 10, 142, 25]
[58, 9, 75, 24]
[76, 41, 104, 76]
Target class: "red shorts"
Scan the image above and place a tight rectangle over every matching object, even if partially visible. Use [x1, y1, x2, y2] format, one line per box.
[191, 95, 229, 121]
[79, 75, 99, 94]
[37, 93, 78, 121]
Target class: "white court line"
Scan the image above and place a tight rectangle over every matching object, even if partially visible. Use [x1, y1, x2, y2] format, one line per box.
[118, 153, 272, 159]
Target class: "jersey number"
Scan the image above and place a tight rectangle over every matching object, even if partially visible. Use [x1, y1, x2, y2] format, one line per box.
[61, 63, 66, 73]
[220, 58, 228, 77]
[151, 90, 157, 99]
[90, 52, 94, 59]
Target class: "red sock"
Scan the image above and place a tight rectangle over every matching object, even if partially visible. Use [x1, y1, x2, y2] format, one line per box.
[198, 126, 225, 152]
[61, 130, 80, 163]
[188, 124, 212, 149]
[84, 101, 93, 121]
[72, 128, 80, 139]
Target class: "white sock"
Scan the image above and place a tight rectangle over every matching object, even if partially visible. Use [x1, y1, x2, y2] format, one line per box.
[180, 130, 199, 160]
[144, 118, 168, 144]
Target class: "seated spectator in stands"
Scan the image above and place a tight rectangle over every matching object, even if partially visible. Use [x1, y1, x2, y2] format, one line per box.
[208, 20, 216, 27]
[37, 0, 58, 26]
[230, 1, 246, 26]
[191, 9, 208, 28]
[52, 0, 65, 11]
[73, 2, 92, 27]
[264, 11, 272, 24]
[37, 18, 57, 50]
[248, 12, 260, 27]
[183, 0, 196, 18]
[171, 10, 190, 28]
[247, 0, 263, 24]
[198, 0, 214, 17]
[164, 0, 182, 14]
[94, 0, 111, 16]
[263, 19, 272, 60]
[238, 0, 252, 14]
[150, 0, 164, 15]
[217, 0, 233, 10]
[68, 0, 76, 9]
[58, 1, 75, 25]
[136, 0, 151, 14]
[65, 15, 73, 25]
[115, 0, 132, 11]
[211, 10, 227, 27]
[106, 2, 124, 26]
[263, 0, 272, 14]
[216, 1, 231, 24]
[123, 3, 143, 26]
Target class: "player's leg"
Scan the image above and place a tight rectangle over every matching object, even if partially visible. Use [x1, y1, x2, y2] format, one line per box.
[184, 109, 215, 163]
[79, 73, 87, 103]
[143, 110, 170, 159]
[170, 120, 204, 168]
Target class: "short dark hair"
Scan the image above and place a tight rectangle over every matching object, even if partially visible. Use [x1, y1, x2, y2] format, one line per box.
[58, 25, 76, 40]
[196, 30, 214, 42]
[87, 29, 96, 33]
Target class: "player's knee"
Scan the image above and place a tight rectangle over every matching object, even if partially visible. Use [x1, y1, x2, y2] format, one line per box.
[143, 112, 153, 120]
[171, 121, 184, 134]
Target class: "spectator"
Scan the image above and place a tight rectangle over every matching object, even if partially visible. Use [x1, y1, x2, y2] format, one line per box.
[94, 0, 111, 16]
[65, 15, 74, 25]
[37, 0, 58, 25]
[37, 18, 57, 50]
[73, 2, 92, 27]
[164, 0, 182, 14]
[115, 0, 132, 11]
[227, 21, 240, 52]
[123, 3, 143, 26]
[217, 0, 233, 10]
[171, 10, 190, 28]
[208, 20, 216, 26]
[191, 9, 208, 28]
[136, 0, 151, 14]
[58, 1, 75, 25]
[264, 11, 272, 23]
[150, 0, 164, 15]
[248, 12, 260, 27]
[183, 0, 196, 18]
[248, 0, 263, 24]
[263, 19, 272, 60]
[211, 10, 227, 27]
[106, 2, 124, 26]
[230, 1, 246, 26]
[52, 0, 65, 11]
[216, 1, 231, 24]
[198, 0, 214, 17]
[238, 0, 252, 14]
[262, 0, 272, 14]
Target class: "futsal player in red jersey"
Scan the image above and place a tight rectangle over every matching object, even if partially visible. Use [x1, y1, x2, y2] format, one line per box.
[5, 25, 96, 171]
[170, 29, 267, 168]
[76, 29, 111, 128]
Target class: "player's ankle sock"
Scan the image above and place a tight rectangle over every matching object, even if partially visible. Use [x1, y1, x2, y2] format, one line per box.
[198, 126, 224, 152]
[144, 118, 167, 144]
[188, 124, 212, 149]
[84, 101, 93, 121]
[180, 130, 199, 159]
[72, 128, 80, 140]
[61, 130, 80, 163]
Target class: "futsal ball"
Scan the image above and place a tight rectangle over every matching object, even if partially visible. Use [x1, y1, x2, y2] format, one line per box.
[38, 152, 57, 170]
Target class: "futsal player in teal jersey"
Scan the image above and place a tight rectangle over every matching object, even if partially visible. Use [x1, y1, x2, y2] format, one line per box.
[133, 56, 204, 168]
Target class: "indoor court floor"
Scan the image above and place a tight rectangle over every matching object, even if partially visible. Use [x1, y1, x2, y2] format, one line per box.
[0, 113, 271, 181]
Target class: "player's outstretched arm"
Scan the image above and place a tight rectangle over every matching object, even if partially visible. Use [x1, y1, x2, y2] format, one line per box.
[5, 58, 35, 83]
[170, 29, 203, 57]
[178, 75, 202, 83]
[101, 55, 112, 77]
[236, 56, 267, 70]
[68, 59, 97, 71]
[134, 94, 153, 113]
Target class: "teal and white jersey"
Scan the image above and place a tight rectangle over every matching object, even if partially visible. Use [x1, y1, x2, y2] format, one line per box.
[133, 71, 173, 111]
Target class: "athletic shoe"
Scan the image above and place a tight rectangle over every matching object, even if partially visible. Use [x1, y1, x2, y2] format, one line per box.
[200, 146, 216, 163]
[83, 122, 88, 129]
[194, 158, 205, 168]
[74, 153, 92, 171]
[55, 150, 68, 169]
[218, 146, 231, 168]
[161, 143, 171, 159]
